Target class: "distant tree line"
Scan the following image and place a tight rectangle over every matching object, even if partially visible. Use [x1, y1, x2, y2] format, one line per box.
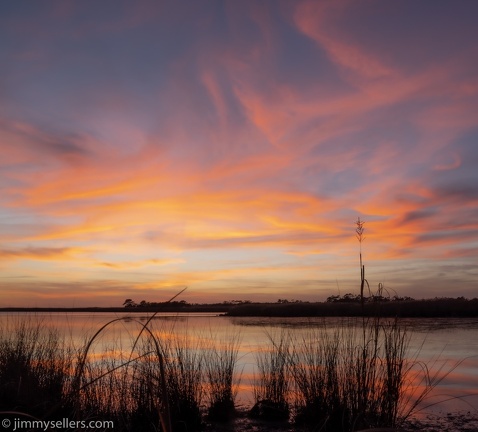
[123, 298, 189, 308]
[326, 293, 415, 303]
[123, 295, 473, 309]
[123, 298, 308, 308]
[122, 298, 258, 309]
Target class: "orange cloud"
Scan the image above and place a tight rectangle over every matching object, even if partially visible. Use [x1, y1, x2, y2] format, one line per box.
[1, 1, 477, 306]
[96, 258, 184, 269]
[0, 246, 81, 261]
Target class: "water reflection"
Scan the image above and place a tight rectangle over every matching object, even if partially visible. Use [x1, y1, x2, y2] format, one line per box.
[0, 312, 477, 415]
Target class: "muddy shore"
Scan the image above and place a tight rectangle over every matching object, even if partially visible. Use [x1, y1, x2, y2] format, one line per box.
[203, 410, 478, 432]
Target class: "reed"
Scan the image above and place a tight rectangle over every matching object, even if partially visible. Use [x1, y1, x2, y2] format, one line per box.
[154, 326, 204, 431]
[204, 332, 241, 422]
[290, 323, 342, 429]
[288, 317, 411, 431]
[73, 316, 204, 431]
[0, 317, 72, 418]
[250, 329, 290, 421]
[72, 321, 162, 430]
[0, 314, 470, 432]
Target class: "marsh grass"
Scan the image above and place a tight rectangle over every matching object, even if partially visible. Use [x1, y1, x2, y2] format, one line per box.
[338, 318, 408, 430]
[290, 323, 342, 429]
[4, 315, 234, 430]
[250, 329, 290, 421]
[204, 332, 242, 422]
[154, 328, 204, 431]
[70, 321, 159, 430]
[75, 335, 161, 430]
[252, 317, 413, 431]
[0, 318, 72, 418]
[0, 314, 473, 432]
[73, 315, 204, 432]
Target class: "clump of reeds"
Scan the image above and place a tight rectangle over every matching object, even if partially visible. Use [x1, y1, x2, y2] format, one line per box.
[338, 318, 407, 430]
[73, 317, 200, 431]
[0, 317, 72, 418]
[250, 329, 290, 421]
[204, 332, 241, 422]
[154, 326, 204, 431]
[289, 323, 342, 429]
[289, 317, 410, 431]
[71, 319, 164, 431]
[0, 312, 468, 432]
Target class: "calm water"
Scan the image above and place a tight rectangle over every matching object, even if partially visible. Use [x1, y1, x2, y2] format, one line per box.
[1, 312, 477, 416]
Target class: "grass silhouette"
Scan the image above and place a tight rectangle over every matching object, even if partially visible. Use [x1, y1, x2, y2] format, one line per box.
[1, 309, 475, 430]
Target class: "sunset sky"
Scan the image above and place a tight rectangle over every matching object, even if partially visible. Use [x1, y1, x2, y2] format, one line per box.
[1, 1, 478, 307]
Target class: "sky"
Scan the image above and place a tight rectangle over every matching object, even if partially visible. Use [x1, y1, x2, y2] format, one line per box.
[1, 1, 478, 307]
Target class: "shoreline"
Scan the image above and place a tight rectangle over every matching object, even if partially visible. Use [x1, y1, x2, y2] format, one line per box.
[1, 297, 478, 318]
[203, 409, 478, 432]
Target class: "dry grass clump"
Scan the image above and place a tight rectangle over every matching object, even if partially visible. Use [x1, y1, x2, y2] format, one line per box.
[72, 316, 206, 432]
[155, 329, 204, 431]
[0, 318, 72, 418]
[255, 318, 412, 431]
[0, 314, 215, 431]
[250, 330, 290, 421]
[204, 332, 242, 422]
[289, 323, 342, 429]
[337, 318, 409, 431]
[0, 313, 466, 432]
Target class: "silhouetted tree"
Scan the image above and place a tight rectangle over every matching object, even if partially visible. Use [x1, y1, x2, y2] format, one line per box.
[123, 299, 137, 308]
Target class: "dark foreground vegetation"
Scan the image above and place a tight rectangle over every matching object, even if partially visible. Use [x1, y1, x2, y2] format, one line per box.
[0, 313, 467, 432]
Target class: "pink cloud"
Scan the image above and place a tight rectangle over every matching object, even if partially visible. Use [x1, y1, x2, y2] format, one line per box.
[294, 0, 394, 81]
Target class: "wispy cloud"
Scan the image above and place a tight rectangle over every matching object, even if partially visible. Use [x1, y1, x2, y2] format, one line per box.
[1, 1, 477, 306]
[0, 246, 76, 260]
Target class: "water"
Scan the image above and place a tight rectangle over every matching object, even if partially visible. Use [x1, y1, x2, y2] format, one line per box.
[1, 312, 477, 416]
